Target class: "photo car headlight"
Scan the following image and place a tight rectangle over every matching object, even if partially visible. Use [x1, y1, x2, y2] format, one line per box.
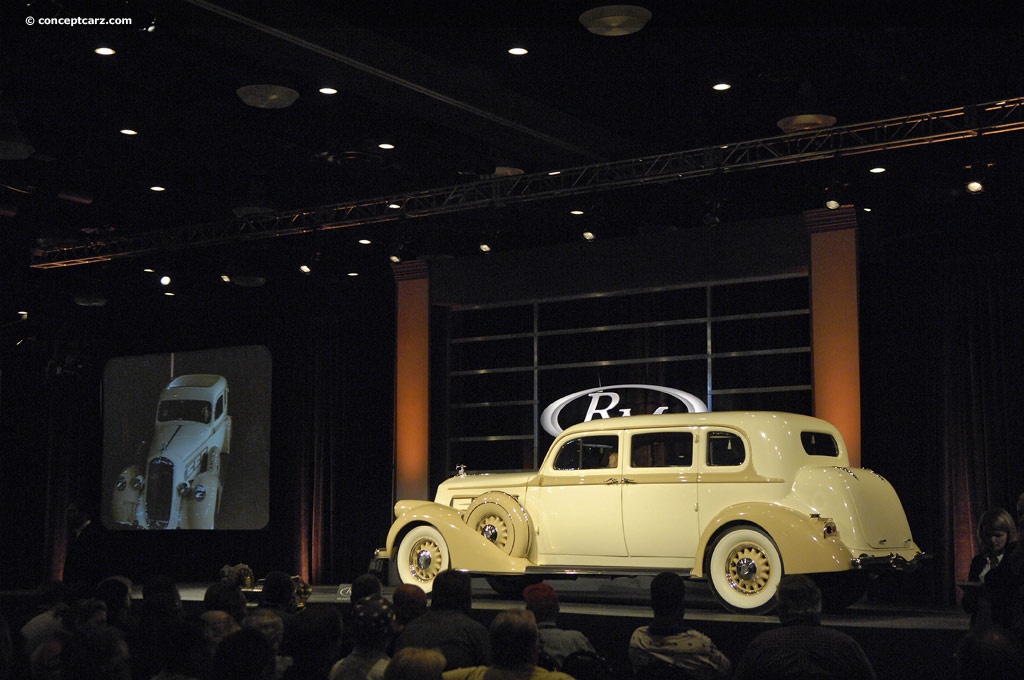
[193, 485, 207, 501]
[177, 482, 191, 497]
[131, 475, 145, 491]
[115, 475, 128, 491]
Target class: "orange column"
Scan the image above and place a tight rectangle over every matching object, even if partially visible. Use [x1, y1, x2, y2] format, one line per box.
[392, 260, 431, 503]
[805, 207, 862, 467]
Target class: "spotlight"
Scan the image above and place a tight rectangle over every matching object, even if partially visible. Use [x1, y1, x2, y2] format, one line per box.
[479, 242, 492, 253]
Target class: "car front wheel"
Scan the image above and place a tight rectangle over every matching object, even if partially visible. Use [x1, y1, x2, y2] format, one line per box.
[397, 525, 450, 594]
[707, 525, 782, 614]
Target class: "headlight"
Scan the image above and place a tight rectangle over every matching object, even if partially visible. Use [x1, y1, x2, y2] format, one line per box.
[177, 482, 191, 497]
[193, 485, 207, 501]
[131, 475, 145, 491]
[115, 476, 127, 491]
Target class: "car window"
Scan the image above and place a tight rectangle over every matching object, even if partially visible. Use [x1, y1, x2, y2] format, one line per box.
[800, 431, 839, 456]
[629, 432, 693, 467]
[552, 435, 619, 470]
[215, 394, 224, 419]
[707, 431, 746, 467]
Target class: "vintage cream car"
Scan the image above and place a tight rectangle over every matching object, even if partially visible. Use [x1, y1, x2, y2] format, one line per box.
[377, 411, 925, 613]
[111, 374, 231, 530]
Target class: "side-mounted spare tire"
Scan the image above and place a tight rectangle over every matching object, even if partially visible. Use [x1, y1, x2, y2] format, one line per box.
[464, 491, 531, 558]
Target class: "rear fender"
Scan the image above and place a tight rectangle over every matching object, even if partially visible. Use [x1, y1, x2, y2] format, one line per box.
[692, 502, 854, 577]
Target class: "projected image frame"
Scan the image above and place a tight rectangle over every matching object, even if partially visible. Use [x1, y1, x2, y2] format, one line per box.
[101, 345, 271, 530]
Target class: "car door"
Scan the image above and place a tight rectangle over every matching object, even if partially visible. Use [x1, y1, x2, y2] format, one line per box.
[527, 433, 627, 560]
[621, 429, 699, 561]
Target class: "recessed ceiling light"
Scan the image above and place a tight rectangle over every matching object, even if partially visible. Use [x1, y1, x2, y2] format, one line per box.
[347, 271, 359, 277]
[220, 274, 231, 283]
[163, 291, 175, 296]
[582, 231, 596, 241]
[548, 171, 561, 176]
[120, 129, 138, 136]
[570, 209, 584, 215]
[378, 142, 395, 150]
[869, 167, 886, 174]
[143, 267, 155, 273]
[319, 87, 338, 95]
[712, 82, 731, 91]
[508, 47, 528, 56]
[160, 276, 171, 286]
[388, 203, 402, 210]
[94, 47, 116, 56]
[299, 264, 312, 273]
[358, 239, 372, 245]
[150, 186, 166, 192]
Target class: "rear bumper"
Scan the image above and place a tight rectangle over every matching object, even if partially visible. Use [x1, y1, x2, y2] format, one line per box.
[851, 551, 932, 572]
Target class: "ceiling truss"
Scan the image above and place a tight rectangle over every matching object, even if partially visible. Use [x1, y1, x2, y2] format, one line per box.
[30, 97, 1024, 269]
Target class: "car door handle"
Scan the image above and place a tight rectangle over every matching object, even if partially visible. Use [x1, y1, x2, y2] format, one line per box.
[622, 477, 637, 484]
[605, 478, 621, 485]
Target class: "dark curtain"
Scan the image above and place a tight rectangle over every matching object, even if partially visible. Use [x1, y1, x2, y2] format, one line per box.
[940, 253, 1024, 598]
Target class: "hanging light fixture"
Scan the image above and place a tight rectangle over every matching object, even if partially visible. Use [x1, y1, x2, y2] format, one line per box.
[236, 84, 299, 109]
[776, 81, 836, 134]
[579, 5, 652, 36]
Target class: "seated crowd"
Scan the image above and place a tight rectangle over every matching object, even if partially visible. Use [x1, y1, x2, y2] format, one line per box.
[2, 564, 1023, 680]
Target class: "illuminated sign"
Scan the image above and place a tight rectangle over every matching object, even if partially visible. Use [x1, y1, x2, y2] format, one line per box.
[540, 384, 708, 436]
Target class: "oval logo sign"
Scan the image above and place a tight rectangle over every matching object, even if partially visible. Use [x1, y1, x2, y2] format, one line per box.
[539, 384, 708, 436]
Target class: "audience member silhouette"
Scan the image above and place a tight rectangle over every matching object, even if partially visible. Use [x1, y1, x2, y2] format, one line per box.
[212, 627, 278, 680]
[384, 647, 446, 680]
[522, 582, 597, 669]
[244, 608, 293, 678]
[128, 575, 186, 680]
[200, 610, 241, 655]
[19, 581, 70, 660]
[204, 580, 250, 624]
[58, 622, 131, 680]
[393, 570, 490, 670]
[350, 574, 385, 602]
[150, 617, 215, 680]
[95, 576, 135, 637]
[31, 597, 108, 680]
[441, 608, 574, 680]
[281, 604, 345, 680]
[733, 574, 876, 680]
[955, 624, 1024, 680]
[329, 596, 395, 680]
[629, 572, 731, 680]
[390, 584, 427, 641]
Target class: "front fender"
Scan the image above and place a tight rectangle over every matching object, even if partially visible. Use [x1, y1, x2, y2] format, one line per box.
[692, 502, 854, 577]
[383, 500, 532, 574]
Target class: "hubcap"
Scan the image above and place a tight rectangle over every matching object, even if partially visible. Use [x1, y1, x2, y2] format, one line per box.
[735, 557, 757, 581]
[726, 543, 771, 594]
[415, 549, 433, 571]
[482, 524, 498, 542]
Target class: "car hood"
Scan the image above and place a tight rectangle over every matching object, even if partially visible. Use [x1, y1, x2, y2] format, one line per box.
[435, 470, 537, 506]
[149, 422, 211, 464]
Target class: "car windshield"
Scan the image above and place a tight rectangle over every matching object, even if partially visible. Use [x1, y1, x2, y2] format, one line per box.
[158, 399, 212, 424]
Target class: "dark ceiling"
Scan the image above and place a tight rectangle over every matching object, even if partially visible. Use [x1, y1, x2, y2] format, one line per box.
[2, 1, 1024, 321]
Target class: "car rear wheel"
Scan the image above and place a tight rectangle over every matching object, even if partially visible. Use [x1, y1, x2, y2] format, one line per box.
[464, 491, 531, 558]
[397, 525, 449, 594]
[707, 525, 782, 614]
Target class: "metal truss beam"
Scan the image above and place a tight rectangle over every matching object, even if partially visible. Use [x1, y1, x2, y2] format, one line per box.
[30, 97, 1024, 269]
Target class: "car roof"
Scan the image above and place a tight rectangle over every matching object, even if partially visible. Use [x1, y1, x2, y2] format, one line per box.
[165, 374, 227, 390]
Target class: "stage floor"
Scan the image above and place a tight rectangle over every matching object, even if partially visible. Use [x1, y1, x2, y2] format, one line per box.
[180, 574, 970, 632]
